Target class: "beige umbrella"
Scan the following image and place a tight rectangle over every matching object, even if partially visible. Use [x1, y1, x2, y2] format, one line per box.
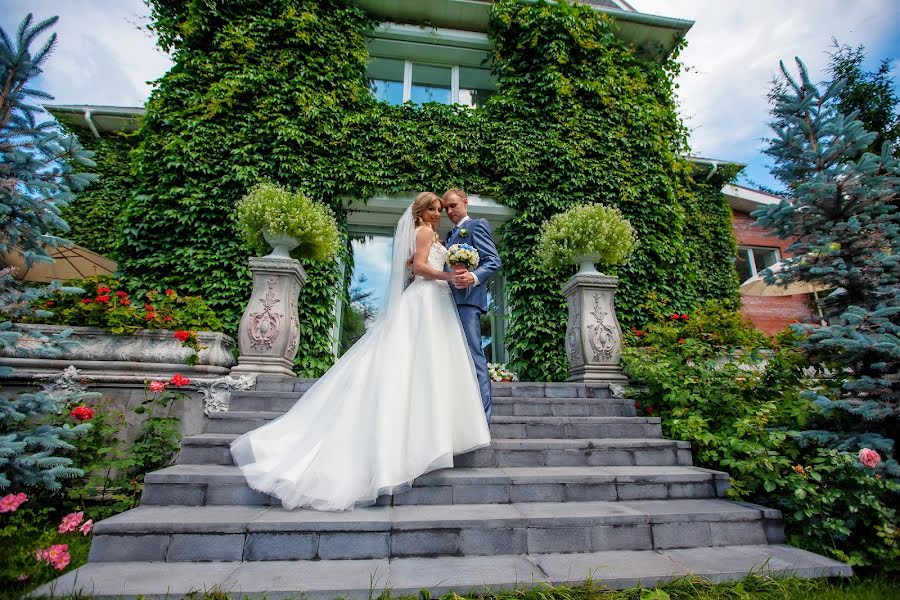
[739, 260, 830, 323]
[2, 243, 117, 283]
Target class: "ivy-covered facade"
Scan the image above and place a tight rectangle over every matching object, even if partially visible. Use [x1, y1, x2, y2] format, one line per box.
[49, 0, 741, 381]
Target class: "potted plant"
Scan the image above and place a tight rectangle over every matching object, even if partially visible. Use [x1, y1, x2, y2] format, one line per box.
[537, 204, 637, 384]
[536, 203, 637, 275]
[236, 181, 341, 260]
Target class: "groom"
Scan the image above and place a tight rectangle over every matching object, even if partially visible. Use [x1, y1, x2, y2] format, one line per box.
[443, 188, 502, 422]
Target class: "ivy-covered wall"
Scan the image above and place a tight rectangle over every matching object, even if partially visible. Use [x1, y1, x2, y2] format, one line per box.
[80, 0, 739, 380]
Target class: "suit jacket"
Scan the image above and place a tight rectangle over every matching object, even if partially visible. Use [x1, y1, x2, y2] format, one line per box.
[445, 217, 501, 313]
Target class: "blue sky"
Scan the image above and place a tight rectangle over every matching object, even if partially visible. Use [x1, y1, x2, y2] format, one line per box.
[4, 0, 898, 305]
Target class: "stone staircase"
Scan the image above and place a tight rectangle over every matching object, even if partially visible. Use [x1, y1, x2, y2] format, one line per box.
[38, 376, 849, 598]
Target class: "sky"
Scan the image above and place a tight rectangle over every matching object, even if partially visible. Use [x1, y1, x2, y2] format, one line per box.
[3, 0, 899, 307]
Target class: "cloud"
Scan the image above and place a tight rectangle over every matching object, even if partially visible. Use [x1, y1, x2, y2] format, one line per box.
[2, 0, 172, 107]
[633, 0, 900, 187]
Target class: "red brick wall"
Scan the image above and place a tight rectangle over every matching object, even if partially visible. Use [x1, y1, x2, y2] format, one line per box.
[732, 210, 816, 335]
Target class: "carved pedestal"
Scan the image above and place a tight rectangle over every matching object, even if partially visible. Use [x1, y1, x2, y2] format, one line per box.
[231, 257, 306, 377]
[563, 272, 629, 385]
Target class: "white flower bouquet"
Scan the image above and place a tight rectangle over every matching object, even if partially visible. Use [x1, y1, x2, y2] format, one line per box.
[446, 243, 480, 270]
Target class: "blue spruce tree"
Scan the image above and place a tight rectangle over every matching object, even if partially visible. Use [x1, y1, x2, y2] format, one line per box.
[1, 14, 97, 490]
[754, 58, 899, 476]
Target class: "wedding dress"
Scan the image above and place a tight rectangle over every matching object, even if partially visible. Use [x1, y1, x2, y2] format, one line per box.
[230, 206, 491, 511]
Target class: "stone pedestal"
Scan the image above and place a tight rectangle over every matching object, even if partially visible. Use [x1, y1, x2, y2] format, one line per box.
[563, 272, 629, 385]
[231, 257, 306, 377]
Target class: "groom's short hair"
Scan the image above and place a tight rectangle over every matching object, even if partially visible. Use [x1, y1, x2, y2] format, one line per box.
[442, 188, 467, 203]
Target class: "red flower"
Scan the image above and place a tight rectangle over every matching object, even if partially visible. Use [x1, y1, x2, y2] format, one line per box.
[81, 298, 92, 304]
[677, 338, 686, 345]
[680, 314, 690, 321]
[95, 295, 111, 304]
[165, 288, 176, 297]
[116, 291, 128, 298]
[173, 330, 191, 343]
[69, 406, 94, 421]
[145, 313, 155, 321]
[164, 316, 174, 322]
[669, 314, 679, 321]
[121, 299, 131, 306]
[144, 304, 155, 311]
[646, 405, 654, 414]
[97, 286, 111, 294]
[45, 301, 55, 307]
[169, 374, 190, 387]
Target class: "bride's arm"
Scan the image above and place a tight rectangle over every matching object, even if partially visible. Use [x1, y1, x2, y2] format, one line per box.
[412, 228, 452, 281]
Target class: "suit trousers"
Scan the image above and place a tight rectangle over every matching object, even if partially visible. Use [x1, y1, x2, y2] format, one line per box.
[457, 304, 492, 422]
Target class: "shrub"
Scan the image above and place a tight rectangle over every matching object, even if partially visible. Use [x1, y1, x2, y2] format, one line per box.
[536, 203, 637, 271]
[236, 181, 341, 262]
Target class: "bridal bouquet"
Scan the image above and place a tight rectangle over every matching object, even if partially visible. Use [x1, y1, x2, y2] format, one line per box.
[446, 243, 480, 270]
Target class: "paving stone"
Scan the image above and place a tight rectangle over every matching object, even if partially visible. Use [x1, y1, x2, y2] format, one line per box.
[617, 483, 668, 500]
[88, 535, 169, 562]
[591, 525, 653, 551]
[710, 521, 768, 546]
[453, 483, 509, 504]
[652, 522, 713, 549]
[244, 532, 317, 560]
[527, 527, 592, 553]
[318, 532, 390, 559]
[509, 483, 565, 503]
[588, 449, 634, 466]
[494, 449, 544, 467]
[140, 483, 206, 505]
[662, 544, 852, 580]
[668, 482, 715, 499]
[205, 484, 271, 505]
[535, 550, 682, 588]
[546, 449, 589, 466]
[167, 533, 244, 561]
[564, 483, 617, 502]
[392, 485, 453, 505]
[392, 530, 459, 556]
[459, 528, 527, 555]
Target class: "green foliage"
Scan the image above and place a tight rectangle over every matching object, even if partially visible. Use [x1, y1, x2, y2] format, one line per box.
[536, 203, 637, 270]
[624, 302, 899, 573]
[755, 57, 899, 465]
[59, 132, 137, 259]
[28, 275, 223, 335]
[237, 181, 341, 261]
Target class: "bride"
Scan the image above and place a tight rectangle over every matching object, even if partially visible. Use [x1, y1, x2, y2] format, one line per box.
[230, 192, 491, 511]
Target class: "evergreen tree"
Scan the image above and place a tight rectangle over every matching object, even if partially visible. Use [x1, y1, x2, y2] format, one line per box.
[754, 58, 899, 475]
[1, 14, 97, 490]
[826, 39, 900, 159]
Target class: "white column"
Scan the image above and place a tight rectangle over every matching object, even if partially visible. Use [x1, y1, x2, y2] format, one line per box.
[403, 60, 412, 102]
[451, 65, 460, 104]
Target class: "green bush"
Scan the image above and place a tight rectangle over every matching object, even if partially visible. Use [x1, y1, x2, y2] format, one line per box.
[536, 203, 637, 271]
[236, 181, 341, 261]
[623, 301, 899, 573]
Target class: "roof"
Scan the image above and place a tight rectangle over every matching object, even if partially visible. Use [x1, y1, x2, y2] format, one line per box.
[723, 184, 784, 213]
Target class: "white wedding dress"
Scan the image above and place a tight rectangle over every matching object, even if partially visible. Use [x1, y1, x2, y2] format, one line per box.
[230, 210, 491, 511]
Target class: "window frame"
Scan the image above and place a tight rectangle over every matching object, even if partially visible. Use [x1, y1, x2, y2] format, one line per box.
[371, 59, 495, 106]
[736, 245, 781, 282]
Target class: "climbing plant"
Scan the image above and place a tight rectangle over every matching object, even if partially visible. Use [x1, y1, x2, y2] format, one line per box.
[81, 0, 740, 379]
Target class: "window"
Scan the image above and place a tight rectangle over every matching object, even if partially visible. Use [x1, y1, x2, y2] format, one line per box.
[368, 59, 494, 107]
[736, 246, 780, 283]
[369, 58, 404, 105]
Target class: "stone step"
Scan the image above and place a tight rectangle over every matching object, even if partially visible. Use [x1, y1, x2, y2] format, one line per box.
[179, 434, 691, 468]
[228, 391, 633, 416]
[85, 499, 786, 563]
[251, 375, 615, 399]
[204, 412, 662, 438]
[141, 464, 728, 507]
[35, 544, 853, 598]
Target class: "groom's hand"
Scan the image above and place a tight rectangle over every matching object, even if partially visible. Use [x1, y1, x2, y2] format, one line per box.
[452, 271, 475, 289]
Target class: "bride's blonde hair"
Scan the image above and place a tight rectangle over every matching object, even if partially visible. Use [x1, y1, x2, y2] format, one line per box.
[412, 192, 442, 227]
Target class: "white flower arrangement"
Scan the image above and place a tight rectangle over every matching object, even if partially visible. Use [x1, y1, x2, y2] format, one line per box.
[488, 363, 519, 382]
[536, 203, 637, 270]
[446, 243, 480, 270]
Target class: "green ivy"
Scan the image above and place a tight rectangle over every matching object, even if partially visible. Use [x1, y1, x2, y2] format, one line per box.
[74, 0, 740, 378]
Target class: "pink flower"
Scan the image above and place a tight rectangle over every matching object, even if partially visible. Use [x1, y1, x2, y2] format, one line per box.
[0, 492, 27, 513]
[80, 519, 93, 535]
[36, 544, 70, 570]
[16, 574, 29, 581]
[58, 511, 84, 533]
[858, 448, 882, 468]
[149, 380, 167, 393]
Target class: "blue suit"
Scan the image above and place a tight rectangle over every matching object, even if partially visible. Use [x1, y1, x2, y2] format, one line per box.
[445, 217, 501, 421]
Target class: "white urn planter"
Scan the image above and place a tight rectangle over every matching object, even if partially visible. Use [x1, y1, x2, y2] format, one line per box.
[231, 255, 306, 377]
[262, 227, 300, 259]
[563, 270, 629, 385]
